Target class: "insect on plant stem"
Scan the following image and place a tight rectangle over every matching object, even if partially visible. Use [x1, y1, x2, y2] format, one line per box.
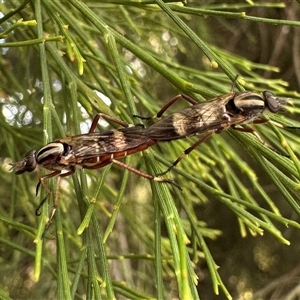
[136, 88, 289, 175]
[10, 81, 291, 231]
[10, 112, 183, 231]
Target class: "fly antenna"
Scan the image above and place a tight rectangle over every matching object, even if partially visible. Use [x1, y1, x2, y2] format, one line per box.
[231, 75, 240, 92]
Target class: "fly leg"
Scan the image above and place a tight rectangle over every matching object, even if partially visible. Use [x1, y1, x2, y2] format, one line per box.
[35, 170, 61, 197]
[111, 159, 182, 190]
[83, 156, 181, 190]
[231, 123, 289, 157]
[34, 168, 75, 235]
[231, 124, 265, 142]
[42, 168, 76, 233]
[158, 130, 216, 176]
[134, 94, 198, 120]
[43, 176, 61, 232]
[35, 170, 61, 218]
[89, 113, 131, 133]
[252, 119, 300, 130]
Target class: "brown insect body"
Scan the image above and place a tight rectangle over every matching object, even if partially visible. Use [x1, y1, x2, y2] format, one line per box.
[145, 92, 236, 141]
[10, 90, 287, 186]
[11, 125, 155, 175]
[145, 91, 285, 142]
[9, 89, 289, 230]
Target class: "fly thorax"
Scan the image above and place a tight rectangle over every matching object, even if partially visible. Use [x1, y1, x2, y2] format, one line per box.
[36, 142, 72, 165]
[220, 104, 234, 121]
[233, 92, 265, 119]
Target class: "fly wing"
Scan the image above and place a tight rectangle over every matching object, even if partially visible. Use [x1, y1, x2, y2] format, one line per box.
[64, 126, 151, 159]
[146, 93, 241, 141]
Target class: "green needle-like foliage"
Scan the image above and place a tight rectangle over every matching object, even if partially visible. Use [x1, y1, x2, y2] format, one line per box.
[1, 1, 300, 299]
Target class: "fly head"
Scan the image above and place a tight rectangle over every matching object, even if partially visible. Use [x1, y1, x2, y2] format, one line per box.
[263, 91, 287, 113]
[9, 149, 37, 174]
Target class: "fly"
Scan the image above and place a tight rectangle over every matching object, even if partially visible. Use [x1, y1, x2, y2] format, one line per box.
[139, 90, 288, 175]
[10, 89, 289, 230]
[9, 113, 178, 231]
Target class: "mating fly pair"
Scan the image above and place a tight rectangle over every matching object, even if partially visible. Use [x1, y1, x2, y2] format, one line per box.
[10, 86, 288, 229]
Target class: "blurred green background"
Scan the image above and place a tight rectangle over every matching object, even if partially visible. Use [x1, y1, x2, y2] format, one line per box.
[1, 1, 300, 299]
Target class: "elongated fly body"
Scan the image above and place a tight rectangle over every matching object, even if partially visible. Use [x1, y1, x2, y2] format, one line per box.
[9, 115, 175, 231]
[145, 91, 286, 141]
[10, 89, 289, 231]
[11, 91, 288, 187]
[12, 126, 154, 175]
[142, 91, 287, 174]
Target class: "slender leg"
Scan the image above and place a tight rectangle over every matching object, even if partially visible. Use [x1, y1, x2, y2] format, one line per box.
[134, 94, 198, 120]
[84, 155, 182, 190]
[35, 170, 61, 196]
[232, 125, 288, 157]
[158, 130, 216, 176]
[232, 125, 264, 140]
[43, 176, 62, 231]
[35, 196, 48, 216]
[89, 113, 130, 133]
[251, 118, 300, 130]
[35, 171, 62, 217]
[35, 168, 75, 221]
[82, 159, 112, 170]
[111, 159, 182, 190]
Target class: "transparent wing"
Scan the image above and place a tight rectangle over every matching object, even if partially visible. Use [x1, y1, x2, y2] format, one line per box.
[63, 126, 151, 159]
[146, 93, 246, 141]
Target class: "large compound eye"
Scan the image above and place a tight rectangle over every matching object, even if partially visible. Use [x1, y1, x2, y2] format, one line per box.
[263, 91, 280, 112]
[11, 149, 37, 174]
[23, 150, 37, 172]
[263, 91, 287, 113]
